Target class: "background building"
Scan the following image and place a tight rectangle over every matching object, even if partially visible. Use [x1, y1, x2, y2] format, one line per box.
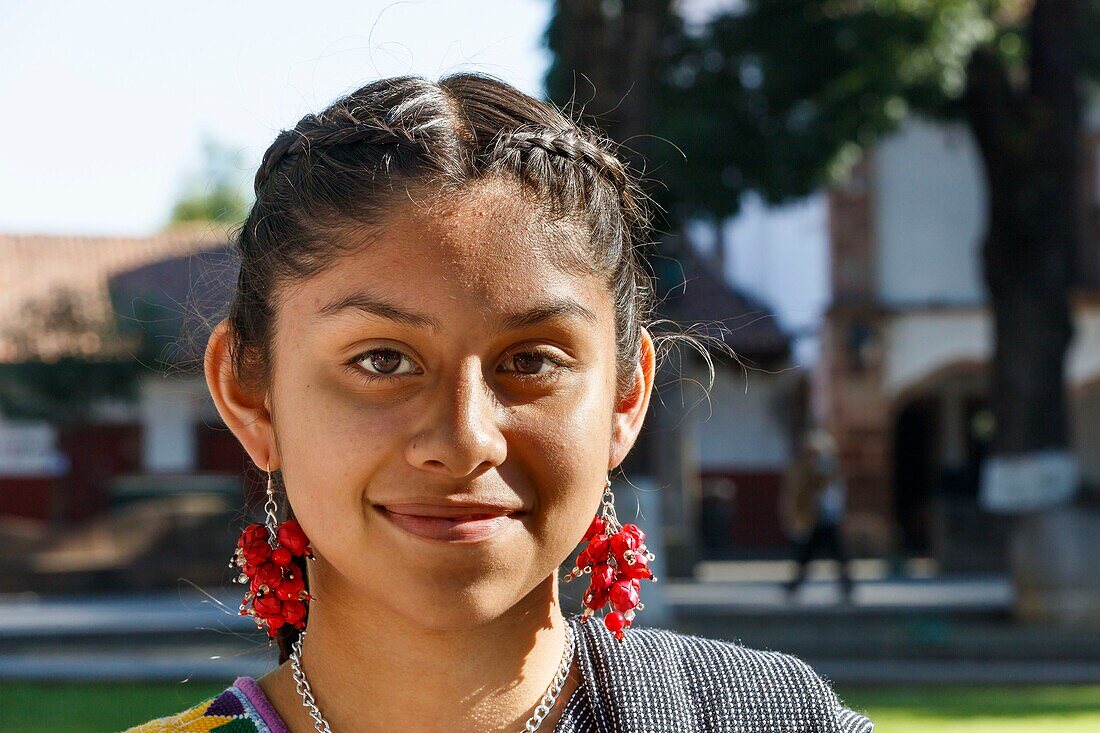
[822, 113, 1100, 571]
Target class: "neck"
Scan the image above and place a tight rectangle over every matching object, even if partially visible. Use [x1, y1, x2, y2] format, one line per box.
[260, 569, 580, 733]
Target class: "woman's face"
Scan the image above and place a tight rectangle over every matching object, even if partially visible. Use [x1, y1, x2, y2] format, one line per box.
[240, 178, 653, 630]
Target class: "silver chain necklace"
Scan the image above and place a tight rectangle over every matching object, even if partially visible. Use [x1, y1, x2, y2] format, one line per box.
[289, 623, 576, 733]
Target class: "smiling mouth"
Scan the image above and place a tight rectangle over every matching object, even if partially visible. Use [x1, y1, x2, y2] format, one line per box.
[374, 505, 525, 543]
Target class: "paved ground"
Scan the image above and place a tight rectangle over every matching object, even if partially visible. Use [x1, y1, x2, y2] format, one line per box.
[0, 588, 253, 638]
[665, 574, 1013, 612]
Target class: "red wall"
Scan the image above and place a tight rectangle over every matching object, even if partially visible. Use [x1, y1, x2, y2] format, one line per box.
[196, 421, 262, 509]
[700, 469, 787, 550]
[0, 422, 141, 522]
[0, 477, 55, 521]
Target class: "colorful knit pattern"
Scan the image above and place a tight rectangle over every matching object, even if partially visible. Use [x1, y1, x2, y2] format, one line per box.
[123, 685, 271, 733]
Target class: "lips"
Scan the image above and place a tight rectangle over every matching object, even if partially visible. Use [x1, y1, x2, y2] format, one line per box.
[374, 504, 524, 543]
[380, 503, 520, 519]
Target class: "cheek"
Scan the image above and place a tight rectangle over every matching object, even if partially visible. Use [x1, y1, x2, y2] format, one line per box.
[508, 381, 616, 546]
[270, 368, 407, 538]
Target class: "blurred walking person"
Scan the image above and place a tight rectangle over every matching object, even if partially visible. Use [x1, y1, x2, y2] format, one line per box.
[780, 428, 854, 603]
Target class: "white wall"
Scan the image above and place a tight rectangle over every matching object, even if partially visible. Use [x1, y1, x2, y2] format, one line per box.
[873, 117, 987, 306]
[138, 373, 217, 473]
[685, 361, 791, 470]
[0, 420, 66, 476]
[883, 308, 991, 399]
[885, 304, 1100, 401]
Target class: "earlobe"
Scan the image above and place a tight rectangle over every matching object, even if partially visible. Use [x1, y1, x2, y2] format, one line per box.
[608, 328, 657, 470]
[204, 319, 277, 470]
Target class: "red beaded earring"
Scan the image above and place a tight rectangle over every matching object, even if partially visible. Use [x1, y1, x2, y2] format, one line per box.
[563, 476, 657, 640]
[229, 462, 315, 638]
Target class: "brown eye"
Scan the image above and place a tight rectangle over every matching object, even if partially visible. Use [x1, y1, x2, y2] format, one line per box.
[512, 352, 548, 375]
[368, 350, 402, 374]
[501, 350, 567, 379]
[351, 348, 418, 381]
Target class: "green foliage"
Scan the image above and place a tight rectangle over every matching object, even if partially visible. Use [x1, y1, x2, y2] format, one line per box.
[169, 136, 250, 225]
[170, 185, 249, 224]
[545, 0, 1098, 222]
[659, 0, 1026, 213]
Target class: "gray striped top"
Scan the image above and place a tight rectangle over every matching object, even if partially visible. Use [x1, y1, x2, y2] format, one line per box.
[552, 614, 873, 732]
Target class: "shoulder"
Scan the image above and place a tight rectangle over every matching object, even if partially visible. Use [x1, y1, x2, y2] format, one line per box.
[637, 625, 874, 732]
[623, 624, 834, 699]
[120, 679, 280, 733]
[583, 620, 873, 732]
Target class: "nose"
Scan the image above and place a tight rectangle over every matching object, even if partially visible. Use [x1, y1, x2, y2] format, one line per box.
[405, 357, 508, 478]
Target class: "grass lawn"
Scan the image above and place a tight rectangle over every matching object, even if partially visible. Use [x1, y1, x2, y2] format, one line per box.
[3, 681, 1099, 732]
[3, 681, 228, 732]
[835, 684, 1100, 732]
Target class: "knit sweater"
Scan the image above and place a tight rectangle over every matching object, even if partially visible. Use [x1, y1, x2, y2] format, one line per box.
[123, 614, 873, 732]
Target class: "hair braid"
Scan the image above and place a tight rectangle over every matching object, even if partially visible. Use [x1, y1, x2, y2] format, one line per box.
[491, 128, 630, 190]
[253, 113, 430, 195]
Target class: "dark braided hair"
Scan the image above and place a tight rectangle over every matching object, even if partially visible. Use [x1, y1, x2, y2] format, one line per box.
[224, 72, 706, 663]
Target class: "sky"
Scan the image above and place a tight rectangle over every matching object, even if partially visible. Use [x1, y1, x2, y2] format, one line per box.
[0, 0, 553, 235]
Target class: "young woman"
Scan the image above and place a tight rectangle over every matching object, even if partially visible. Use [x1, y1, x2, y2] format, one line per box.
[126, 73, 873, 733]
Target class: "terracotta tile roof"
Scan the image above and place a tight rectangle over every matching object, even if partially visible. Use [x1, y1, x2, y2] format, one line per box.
[0, 224, 233, 363]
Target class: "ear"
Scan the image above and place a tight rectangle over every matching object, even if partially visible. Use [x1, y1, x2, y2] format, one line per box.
[609, 327, 656, 470]
[204, 319, 278, 470]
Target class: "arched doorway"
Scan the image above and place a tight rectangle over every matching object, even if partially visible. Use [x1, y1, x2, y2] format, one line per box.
[892, 397, 936, 556]
[891, 365, 1008, 573]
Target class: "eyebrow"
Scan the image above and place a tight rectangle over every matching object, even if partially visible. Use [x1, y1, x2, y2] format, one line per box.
[314, 291, 599, 334]
[316, 293, 443, 331]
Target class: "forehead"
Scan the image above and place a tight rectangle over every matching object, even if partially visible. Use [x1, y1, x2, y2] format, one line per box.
[287, 179, 612, 322]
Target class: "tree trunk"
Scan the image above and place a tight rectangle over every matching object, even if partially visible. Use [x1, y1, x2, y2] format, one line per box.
[964, 0, 1081, 513]
[964, 0, 1097, 623]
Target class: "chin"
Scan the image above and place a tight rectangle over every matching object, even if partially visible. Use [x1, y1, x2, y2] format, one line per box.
[371, 570, 552, 632]
[396, 586, 515, 631]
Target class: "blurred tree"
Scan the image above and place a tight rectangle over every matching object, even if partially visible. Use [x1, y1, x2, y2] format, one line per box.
[169, 136, 250, 225]
[545, 1, 690, 266]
